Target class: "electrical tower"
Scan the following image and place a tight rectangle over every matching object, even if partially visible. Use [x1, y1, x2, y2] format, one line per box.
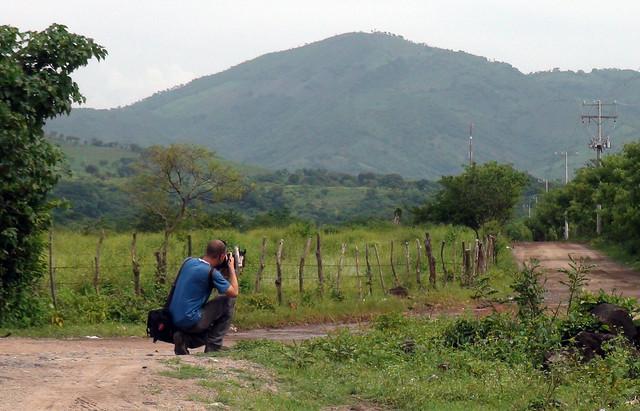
[581, 100, 617, 165]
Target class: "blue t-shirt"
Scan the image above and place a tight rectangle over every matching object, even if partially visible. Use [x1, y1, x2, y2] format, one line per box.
[169, 258, 230, 329]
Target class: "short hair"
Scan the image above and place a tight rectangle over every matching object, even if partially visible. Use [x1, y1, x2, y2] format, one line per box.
[206, 239, 226, 258]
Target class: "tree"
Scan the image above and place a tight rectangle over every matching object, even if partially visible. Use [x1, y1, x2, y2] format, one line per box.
[127, 144, 243, 283]
[0, 25, 106, 325]
[414, 162, 527, 237]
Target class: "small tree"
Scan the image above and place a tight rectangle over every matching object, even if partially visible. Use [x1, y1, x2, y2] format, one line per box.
[414, 162, 527, 237]
[0, 24, 106, 325]
[127, 144, 243, 283]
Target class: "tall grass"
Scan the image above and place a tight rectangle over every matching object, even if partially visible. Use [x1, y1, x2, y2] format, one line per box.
[16, 223, 514, 334]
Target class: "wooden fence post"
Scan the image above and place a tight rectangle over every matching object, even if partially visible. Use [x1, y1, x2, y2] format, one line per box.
[336, 243, 346, 293]
[424, 233, 437, 287]
[390, 240, 400, 287]
[460, 241, 465, 279]
[187, 234, 192, 256]
[365, 244, 373, 296]
[372, 243, 387, 294]
[463, 248, 472, 285]
[403, 241, 411, 286]
[48, 229, 57, 310]
[275, 239, 284, 305]
[298, 236, 312, 295]
[94, 229, 105, 294]
[131, 232, 141, 296]
[354, 245, 363, 299]
[316, 233, 324, 298]
[415, 239, 422, 288]
[254, 237, 267, 292]
[440, 240, 448, 283]
[473, 239, 480, 279]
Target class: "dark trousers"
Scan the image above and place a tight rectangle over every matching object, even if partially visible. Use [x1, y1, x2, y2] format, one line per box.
[180, 296, 235, 350]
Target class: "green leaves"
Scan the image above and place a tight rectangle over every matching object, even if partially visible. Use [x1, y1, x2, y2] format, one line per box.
[0, 24, 106, 325]
[415, 161, 528, 236]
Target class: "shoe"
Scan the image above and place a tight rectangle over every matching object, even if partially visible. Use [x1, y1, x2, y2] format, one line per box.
[173, 331, 190, 355]
[204, 344, 228, 353]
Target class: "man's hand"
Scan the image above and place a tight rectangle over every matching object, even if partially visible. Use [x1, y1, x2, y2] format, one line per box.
[224, 253, 239, 298]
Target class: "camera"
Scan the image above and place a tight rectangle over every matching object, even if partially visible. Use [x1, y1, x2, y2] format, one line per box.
[214, 252, 233, 270]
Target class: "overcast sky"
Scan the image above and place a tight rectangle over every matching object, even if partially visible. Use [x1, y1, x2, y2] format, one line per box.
[5, 0, 640, 108]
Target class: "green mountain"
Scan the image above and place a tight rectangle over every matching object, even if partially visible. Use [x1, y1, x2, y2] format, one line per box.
[46, 32, 640, 179]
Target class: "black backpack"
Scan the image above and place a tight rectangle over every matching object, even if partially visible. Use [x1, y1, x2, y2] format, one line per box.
[146, 258, 214, 343]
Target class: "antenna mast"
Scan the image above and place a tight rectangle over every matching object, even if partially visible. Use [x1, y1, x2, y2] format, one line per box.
[468, 123, 474, 166]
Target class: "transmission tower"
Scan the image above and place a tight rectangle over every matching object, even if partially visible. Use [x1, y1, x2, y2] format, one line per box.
[581, 100, 617, 165]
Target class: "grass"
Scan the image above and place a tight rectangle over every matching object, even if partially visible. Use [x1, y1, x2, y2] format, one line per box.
[2, 224, 515, 337]
[156, 312, 640, 411]
[590, 238, 640, 272]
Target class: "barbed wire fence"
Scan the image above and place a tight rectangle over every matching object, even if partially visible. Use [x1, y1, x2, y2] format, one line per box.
[44, 231, 499, 309]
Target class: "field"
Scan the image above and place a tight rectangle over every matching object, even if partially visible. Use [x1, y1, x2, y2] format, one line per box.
[13, 224, 514, 335]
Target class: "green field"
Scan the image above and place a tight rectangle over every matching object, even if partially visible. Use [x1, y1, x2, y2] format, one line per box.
[3, 224, 514, 335]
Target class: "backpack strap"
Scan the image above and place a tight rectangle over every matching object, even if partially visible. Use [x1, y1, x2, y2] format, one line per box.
[164, 257, 192, 309]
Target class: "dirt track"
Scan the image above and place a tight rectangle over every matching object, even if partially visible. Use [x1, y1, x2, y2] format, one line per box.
[512, 242, 640, 303]
[0, 323, 357, 411]
[3, 242, 639, 410]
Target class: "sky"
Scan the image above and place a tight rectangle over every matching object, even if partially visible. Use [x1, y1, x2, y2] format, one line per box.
[5, 0, 640, 109]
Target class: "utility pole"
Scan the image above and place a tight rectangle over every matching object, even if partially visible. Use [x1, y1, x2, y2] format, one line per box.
[468, 122, 474, 166]
[555, 151, 574, 240]
[581, 100, 617, 236]
[581, 100, 617, 165]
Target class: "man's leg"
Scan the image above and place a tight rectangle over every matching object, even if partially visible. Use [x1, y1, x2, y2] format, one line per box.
[188, 295, 236, 352]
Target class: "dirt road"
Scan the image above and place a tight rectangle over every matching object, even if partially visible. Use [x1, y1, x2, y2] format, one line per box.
[512, 242, 640, 303]
[0, 323, 359, 410]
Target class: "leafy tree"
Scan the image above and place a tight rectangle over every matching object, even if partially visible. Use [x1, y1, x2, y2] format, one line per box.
[127, 144, 243, 283]
[0, 24, 106, 325]
[414, 162, 528, 237]
[530, 142, 640, 252]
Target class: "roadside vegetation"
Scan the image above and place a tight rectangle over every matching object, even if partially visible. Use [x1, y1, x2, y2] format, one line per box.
[164, 263, 640, 411]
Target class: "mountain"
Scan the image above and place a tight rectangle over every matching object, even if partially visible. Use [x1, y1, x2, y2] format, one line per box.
[47, 32, 640, 179]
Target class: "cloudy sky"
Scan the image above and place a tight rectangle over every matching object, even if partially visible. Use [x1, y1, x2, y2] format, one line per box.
[5, 0, 640, 108]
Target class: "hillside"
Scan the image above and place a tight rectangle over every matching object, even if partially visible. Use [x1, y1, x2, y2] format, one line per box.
[47, 32, 640, 179]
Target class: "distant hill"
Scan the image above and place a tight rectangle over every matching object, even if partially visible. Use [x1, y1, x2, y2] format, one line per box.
[47, 32, 640, 179]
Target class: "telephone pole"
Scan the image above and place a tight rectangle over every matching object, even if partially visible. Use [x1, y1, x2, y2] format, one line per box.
[581, 100, 617, 165]
[581, 100, 617, 235]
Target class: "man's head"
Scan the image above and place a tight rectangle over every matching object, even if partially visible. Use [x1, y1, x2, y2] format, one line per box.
[205, 239, 227, 267]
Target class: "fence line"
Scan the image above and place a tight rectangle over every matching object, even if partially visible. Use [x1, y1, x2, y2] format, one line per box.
[44, 232, 500, 306]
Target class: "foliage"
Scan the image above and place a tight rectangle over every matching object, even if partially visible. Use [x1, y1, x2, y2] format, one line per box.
[226, 305, 640, 410]
[414, 162, 528, 237]
[0, 24, 106, 325]
[530, 142, 640, 254]
[558, 254, 594, 315]
[511, 259, 546, 321]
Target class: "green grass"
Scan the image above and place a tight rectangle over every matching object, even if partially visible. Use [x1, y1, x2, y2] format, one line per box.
[590, 238, 640, 272]
[193, 314, 640, 411]
[2, 224, 514, 337]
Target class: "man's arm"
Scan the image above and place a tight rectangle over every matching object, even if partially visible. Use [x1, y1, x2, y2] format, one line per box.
[225, 255, 239, 298]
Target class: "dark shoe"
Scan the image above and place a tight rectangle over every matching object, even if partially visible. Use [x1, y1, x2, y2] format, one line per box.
[173, 331, 190, 355]
[204, 344, 228, 353]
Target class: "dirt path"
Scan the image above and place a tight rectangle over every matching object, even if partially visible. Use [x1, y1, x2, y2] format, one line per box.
[0, 323, 361, 411]
[512, 242, 640, 303]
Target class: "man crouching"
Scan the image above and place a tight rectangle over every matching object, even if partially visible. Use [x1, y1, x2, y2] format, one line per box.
[169, 239, 239, 355]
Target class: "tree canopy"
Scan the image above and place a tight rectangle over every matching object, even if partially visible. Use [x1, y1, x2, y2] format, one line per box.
[414, 162, 528, 237]
[126, 144, 243, 283]
[530, 142, 640, 253]
[0, 24, 106, 325]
